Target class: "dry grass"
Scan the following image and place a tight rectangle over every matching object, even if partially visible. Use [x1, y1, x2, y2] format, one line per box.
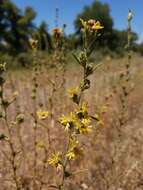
[0, 53, 143, 190]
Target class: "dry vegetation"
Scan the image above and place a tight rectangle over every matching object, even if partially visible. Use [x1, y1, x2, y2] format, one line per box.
[0, 13, 143, 190]
[0, 54, 143, 190]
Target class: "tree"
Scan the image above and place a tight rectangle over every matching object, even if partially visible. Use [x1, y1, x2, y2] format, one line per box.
[110, 30, 138, 53]
[0, 0, 36, 54]
[35, 21, 52, 52]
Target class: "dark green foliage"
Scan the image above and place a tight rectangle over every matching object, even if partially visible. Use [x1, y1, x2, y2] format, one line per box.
[0, 0, 36, 54]
[34, 21, 52, 52]
[137, 43, 143, 56]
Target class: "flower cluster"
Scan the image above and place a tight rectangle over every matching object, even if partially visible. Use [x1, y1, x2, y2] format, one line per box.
[59, 112, 76, 131]
[80, 18, 104, 33]
[59, 103, 100, 134]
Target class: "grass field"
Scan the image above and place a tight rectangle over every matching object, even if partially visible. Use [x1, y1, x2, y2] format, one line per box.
[0, 53, 143, 190]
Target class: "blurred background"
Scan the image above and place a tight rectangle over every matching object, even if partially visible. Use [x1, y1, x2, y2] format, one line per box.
[0, 0, 143, 68]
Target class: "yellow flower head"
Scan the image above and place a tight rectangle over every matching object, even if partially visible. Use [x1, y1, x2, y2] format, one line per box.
[80, 18, 104, 33]
[37, 110, 49, 120]
[92, 21, 104, 30]
[75, 103, 88, 119]
[66, 147, 83, 160]
[69, 137, 79, 148]
[76, 118, 92, 134]
[66, 137, 83, 160]
[68, 87, 80, 104]
[59, 112, 76, 131]
[66, 150, 76, 160]
[29, 38, 38, 50]
[52, 27, 62, 38]
[48, 152, 62, 170]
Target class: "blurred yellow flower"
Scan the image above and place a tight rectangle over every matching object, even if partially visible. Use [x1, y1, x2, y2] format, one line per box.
[59, 112, 76, 131]
[37, 110, 49, 120]
[76, 118, 92, 134]
[80, 18, 104, 32]
[66, 147, 83, 160]
[48, 152, 62, 170]
[92, 21, 104, 30]
[66, 137, 83, 160]
[68, 87, 79, 103]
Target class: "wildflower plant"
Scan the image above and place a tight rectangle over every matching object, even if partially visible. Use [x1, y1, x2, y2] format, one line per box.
[30, 37, 49, 189]
[48, 19, 104, 190]
[118, 9, 134, 128]
[0, 62, 22, 190]
[46, 24, 68, 140]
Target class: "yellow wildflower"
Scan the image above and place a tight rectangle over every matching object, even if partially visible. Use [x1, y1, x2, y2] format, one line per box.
[66, 137, 83, 160]
[37, 110, 49, 120]
[59, 112, 76, 131]
[69, 137, 79, 148]
[66, 150, 76, 160]
[80, 18, 104, 32]
[76, 118, 92, 134]
[66, 147, 83, 160]
[75, 103, 88, 119]
[92, 21, 104, 30]
[68, 87, 80, 103]
[48, 152, 62, 170]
